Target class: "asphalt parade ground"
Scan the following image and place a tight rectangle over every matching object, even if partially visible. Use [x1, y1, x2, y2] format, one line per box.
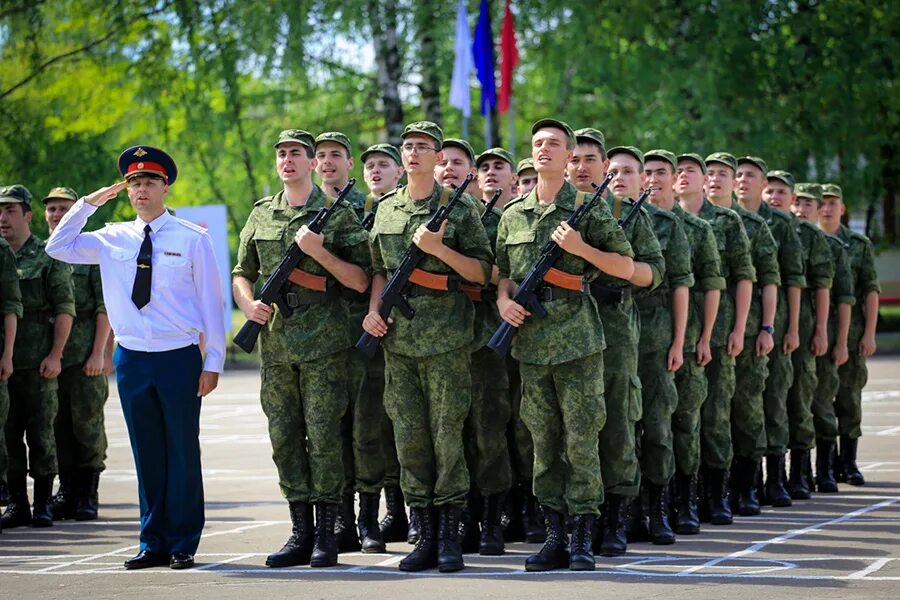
[2, 357, 900, 599]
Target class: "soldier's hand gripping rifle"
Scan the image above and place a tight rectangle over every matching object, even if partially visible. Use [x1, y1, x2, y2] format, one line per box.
[355, 173, 474, 358]
[487, 173, 614, 357]
[233, 179, 357, 353]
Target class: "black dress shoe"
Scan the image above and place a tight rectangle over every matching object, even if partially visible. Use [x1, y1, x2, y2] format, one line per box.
[123, 550, 169, 570]
[170, 552, 195, 569]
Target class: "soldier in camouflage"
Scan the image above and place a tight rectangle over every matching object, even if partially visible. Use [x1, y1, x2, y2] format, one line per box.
[362, 121, 493, 573]
[0, 184, 75, 530]
[516, 159, 538, 197]
[0, 227, 22, 528]
[233, 129, 371, 568]
[42, 187, 113, 522]
[817, 184, 880, 486]
[497, 119, 635, 571]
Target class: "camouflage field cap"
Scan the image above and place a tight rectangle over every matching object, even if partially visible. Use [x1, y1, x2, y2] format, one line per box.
[315, 131, 353, 156]
[644, 149, 677, 171]
[766, 170, 795, 189]
[821, 183, 843, 198]
[401, 121, 443, 147]
[476, 147, 515, 169]
[574, 127, 606, 150]
[516, 158, 536, 174]
[607, 145, 646, 168]
[795, 182, 823, 203]
[677, 153, 708, 174]
[360, 143, 402, 166]
[737, 155, 769, 174]
[442, 138, 476, 164]
[41, 186, 79, 204]
[274, 129, 315, 151]
[531, 118, 576, 147]
[0, 184, 32, 209]
[705, 152, 738, 171]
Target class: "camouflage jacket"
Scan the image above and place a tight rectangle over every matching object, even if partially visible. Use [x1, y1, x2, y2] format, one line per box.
[757, 202, 806, 343]
[370, 181, 493, 358]
[823, 233, 855, 343]
[795, 219, 834, 340]
[62, 263, 106, 368]
[731, 201, 780, 339]
[233, 186, 370, 366]
[472, 199, 505, 349]
[672, 203, 725, 352]
[836, 224, 881, 346]
[14, 234, 76, 370]
[0, 237, 23, 349]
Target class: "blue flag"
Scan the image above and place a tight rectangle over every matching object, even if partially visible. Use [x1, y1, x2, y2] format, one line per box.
[472, 0, 496, 117]
[449, 0, 473, 118]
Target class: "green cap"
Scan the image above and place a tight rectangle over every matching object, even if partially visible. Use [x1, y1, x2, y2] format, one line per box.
[821, 183, 842, 198]
[574, 127, 606, 150]
[360, 143, 401, 166]
[401, 121, 443, 146]
[644, 149, 677, 171]
[677, 153, 707, 174]
[737, 155, 769, 174]
[607, 146, 645, 168]
[41, 186, 79, 203]
[766, 170, 795, 189]
[315, 131, 353, 156]
[516, 158, 535, 175]
[274, 129, 315, 150]
[705, 152, 737, 171]
[442, 138, 475, 165]
[476, 147, 515, 169]
[0, 184, 32, 209]
[795, 182, 823, 203]
[531, 118, 576, 147]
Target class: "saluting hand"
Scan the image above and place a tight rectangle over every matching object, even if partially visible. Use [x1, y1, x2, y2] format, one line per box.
[551, 222, 586, 257]
[295, 225, 325, 259]
[84, 181, 127, 207]
[413, 222, 446, 257]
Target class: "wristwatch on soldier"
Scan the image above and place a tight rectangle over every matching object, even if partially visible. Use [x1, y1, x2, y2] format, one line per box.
[760, 324, 775, 335]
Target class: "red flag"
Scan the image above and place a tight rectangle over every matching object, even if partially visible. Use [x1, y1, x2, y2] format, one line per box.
[499, 0, 518, 114]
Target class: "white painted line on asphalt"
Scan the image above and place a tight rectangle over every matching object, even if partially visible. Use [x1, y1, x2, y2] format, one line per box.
[375, 555, 404, 567]
[876, 426, 900, 436]
[861, 462, 886, 470]
[843, 557, 895, 580]
[33, 543, 139, 573]
[194, 553, 257, 571]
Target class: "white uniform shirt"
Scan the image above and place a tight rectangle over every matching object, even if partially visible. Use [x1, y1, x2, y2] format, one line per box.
[46, 199, 226, 373]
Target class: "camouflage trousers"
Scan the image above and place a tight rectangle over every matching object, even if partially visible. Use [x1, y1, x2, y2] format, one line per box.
[507, 356, 533, 482]
[382, 411, 401, 487]
[673, 354, 707, 475]
[0, 381, 7, 483]
[341, 348, 387, 495]
[55, 365, 109, 473]
[732, 344, 769, 460]
[464, 346, 512, 496]
[812, 353, 840, 441]
[5, 369, 58, 479]
[260, 350, 349, 505]
[636, 349, 678, 485]
[520, 351, 606, 516]
[836, 351, 867, 439]
[787, 346, 817, 450]
[763, 346, 793, 455]
[701, 350, 736, 470]
[383, 348, 471, 508]
[599, 342, 641, 497]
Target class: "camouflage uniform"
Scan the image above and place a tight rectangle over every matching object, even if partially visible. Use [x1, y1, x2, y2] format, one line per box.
[56, 264, 109, 474]
[695, 199, 755, 470]
[787, 219, 833, 450]
[730, 201, 780, 462]
[0, 238, 23, 487]
[6, 235, 75, 481]
[370, 181, 493, 509]
[756, 201, 806, 456]
[233, 186, 370, 504]
[496, 181, 634, 515]
[671, 203, 725, 476]
[635, 204, 694, 486]
[813, 235, 854, 442]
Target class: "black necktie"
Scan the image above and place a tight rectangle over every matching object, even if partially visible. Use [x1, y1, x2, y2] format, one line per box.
[132, 224, 152, 309]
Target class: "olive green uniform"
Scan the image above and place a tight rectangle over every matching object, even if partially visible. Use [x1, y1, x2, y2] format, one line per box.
[0, 238, 23, 486]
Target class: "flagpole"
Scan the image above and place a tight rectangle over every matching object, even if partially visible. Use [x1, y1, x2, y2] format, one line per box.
[462, 113, 469, 140]
[508, 96, 515, 154]
[485, 110, 492, 147]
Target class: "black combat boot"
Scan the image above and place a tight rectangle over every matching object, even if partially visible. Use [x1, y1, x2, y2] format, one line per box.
[832, 443, 846, 482]
[840, 435, 865, 486]
[459, 494, 480, 554]
[0, 476, 31, 529]
[647, 483, 675, 545]
[697, 466, 710, 523]
[51, 471, 75, 520]
[31, 475, 55, 527]
[502, 484, 525, 542]
[437, 505, 465, 572]
[673, 472, 700, 535]
[788, 449, 811, 499]
[266, 501, 314, 567]
[765, 454, 793, 507]
[521, 481, 546, 543]
[705, 468, 733, 525]
[0, 480, 8, 507]
[357, 492, 386, 553]
[569, 514, 596, 571]
[310, 503, 340, 567]
[335, 493, 361, 552]
[75, 469, 101, 521]
[479, 494, 505, 555]
[379, 484, 410, 543]
[399, 506, 438, 572]
[625, 490, 649, 543]
[815, 439, 839, 493]
[407, 507, 420, 544]
[598, 494, 628, 556]
[803, 451, 815, 492]
[734, 457, 761, 516]
[525, 508, 569, 571]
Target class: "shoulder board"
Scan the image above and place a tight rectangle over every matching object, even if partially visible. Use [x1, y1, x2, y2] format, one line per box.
[771, 208, 793, 224]
[653, 206, 677, 222]
[797, 219, 818, 232]
[174, 217, 207, 234]
[379, 189, 399, 202]
[504, 195, 526, 209]
[253, 195, 275, 207]
[845, 228, 871, 244]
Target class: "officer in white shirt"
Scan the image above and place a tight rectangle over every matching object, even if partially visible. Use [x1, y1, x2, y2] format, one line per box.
[46, 145, 225, 570]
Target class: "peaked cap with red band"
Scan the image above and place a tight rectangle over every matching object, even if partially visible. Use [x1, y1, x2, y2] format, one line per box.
[118, 145, 178, 185]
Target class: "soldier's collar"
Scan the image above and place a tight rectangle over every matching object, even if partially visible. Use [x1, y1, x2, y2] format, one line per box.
[398, 181, 442, 214]
[523, 181, 577, 212]
[273, 185, 326, 213]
